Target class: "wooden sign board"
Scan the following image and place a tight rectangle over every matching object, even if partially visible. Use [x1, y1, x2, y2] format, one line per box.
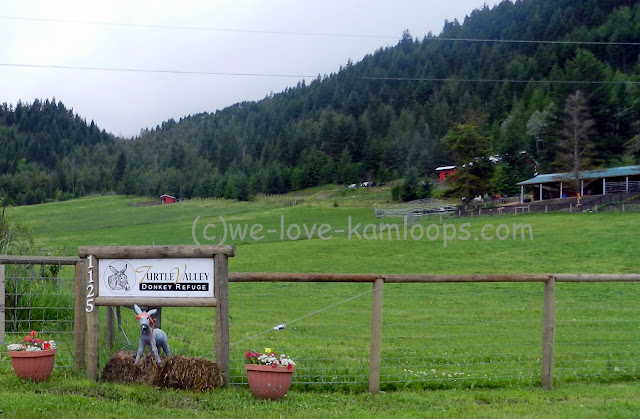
[99, 258, 214, 298]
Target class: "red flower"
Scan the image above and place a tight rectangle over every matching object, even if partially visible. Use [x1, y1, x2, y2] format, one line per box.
[245, 351, 252, 359]
[36, 339, 44, 344]
[23, 336, 32, 342]
[30, 331, 37, 337]
[43, 342, 51, 350]
[287, 364, 293, 370]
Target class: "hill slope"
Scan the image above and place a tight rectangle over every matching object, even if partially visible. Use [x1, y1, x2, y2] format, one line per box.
[2, 0, 640, 204]
[0, 99, 115, 205]
[120, 0, 640, 199]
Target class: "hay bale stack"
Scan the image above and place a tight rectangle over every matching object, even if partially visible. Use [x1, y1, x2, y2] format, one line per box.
[152, 355, 224, 392]
[101, 350, 158, 385]
[101, 351, 223, 392]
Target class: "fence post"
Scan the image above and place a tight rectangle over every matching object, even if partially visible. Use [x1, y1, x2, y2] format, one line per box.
[73, 260, 86, 373]
[542, 276, 555, 389]
[369, 278, 384, 393]
[0, 264, 4, 346]
[214, 254, 230, 386]
[86, 256, 99, 380]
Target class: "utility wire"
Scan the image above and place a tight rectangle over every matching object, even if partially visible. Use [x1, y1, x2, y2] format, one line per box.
[2, 63, 638, 85]
[426, 36, 640, 46]
[3, 15, 640, 46]
[0, 63, 315, 78]
[0, 15, 398, 40]
[362, 77, 640, 85]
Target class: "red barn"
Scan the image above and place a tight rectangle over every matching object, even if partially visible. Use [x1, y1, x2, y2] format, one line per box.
[159, 194, 176, 204]
[435, 166, 456, 183]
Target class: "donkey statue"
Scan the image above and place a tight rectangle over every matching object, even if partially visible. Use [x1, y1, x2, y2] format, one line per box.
[133, 304, 171, 366]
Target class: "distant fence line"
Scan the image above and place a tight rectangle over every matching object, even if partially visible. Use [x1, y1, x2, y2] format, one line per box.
[456, 202, 640, 217]
[2, 255, 640, 392]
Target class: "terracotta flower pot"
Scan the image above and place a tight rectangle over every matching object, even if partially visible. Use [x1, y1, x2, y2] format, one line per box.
[245, 364, 295, 400]
[8, 348, 57, 381]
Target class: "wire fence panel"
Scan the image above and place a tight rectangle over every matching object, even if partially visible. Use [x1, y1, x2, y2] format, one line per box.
[227, 282, 373, 390]
[554, 282, 640, 382]
[1, 265, 76, 372]
[380, 283, 543, 389]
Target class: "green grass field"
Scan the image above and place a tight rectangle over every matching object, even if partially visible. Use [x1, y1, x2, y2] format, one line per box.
[3, 189, 640, 416]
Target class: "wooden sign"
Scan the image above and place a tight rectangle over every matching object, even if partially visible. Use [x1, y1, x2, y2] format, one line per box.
[98, 258, 214, 298]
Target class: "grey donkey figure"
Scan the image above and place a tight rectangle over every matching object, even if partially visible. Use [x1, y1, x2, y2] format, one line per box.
[133, 304, 171, 366]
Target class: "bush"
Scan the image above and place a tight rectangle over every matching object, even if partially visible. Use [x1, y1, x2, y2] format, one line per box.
[391, 185, 402, 201]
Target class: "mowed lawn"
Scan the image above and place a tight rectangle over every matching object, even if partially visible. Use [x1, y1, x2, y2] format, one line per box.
[3, 193, 640, 417]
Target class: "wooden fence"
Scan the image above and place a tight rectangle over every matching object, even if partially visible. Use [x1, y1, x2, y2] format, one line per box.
[228, 272, 640, 392]
[0, 255, 85, 373]
[1, 256, 638, 393]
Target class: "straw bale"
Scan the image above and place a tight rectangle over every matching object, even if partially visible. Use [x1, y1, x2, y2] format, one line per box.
[101, 351, 158, 384]
[152, 355, 223, 392]
[101, 351, 223, 392]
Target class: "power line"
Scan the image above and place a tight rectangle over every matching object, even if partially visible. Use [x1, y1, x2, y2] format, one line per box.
[362, 77, 640, 85]
[0, 15, 399, 40]
[426, 36, 640, 47]
[0, 63, 315, 78]
[3, 14, 640, 46]
[2, 63, 638, 85]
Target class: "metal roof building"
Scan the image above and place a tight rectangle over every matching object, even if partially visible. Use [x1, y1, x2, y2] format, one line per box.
[516, 165, 640, 202]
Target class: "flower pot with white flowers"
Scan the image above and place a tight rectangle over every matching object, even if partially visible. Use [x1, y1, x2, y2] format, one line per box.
[7, 330, 57, 381]
[245, 348, 295, 400]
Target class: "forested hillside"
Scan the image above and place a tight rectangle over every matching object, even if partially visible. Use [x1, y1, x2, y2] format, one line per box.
[0, 99, 116, 205]
[2, 0, 640, 204]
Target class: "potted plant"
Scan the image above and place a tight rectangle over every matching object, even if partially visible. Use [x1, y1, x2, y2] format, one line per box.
[245, 348, 295, 400]
[6, 330, 57, 381]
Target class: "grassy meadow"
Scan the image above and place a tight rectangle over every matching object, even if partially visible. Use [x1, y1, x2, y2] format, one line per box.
[2, 187, 640, 416]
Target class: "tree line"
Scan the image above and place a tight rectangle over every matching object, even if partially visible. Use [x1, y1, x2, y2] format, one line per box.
[2, 0, 640, 205]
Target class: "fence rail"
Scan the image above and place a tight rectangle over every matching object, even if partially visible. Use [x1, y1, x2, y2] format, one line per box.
[228, 272, 640, 392]
[2, 257, 639, 393]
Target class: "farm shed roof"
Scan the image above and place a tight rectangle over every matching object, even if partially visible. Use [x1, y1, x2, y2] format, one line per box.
[517, 165, 640, 186]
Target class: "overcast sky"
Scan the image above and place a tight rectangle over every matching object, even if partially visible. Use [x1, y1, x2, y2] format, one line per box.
[1, 1, 501, 138]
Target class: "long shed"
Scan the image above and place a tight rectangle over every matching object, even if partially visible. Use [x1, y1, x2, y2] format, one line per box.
[516, 165, 640, 202]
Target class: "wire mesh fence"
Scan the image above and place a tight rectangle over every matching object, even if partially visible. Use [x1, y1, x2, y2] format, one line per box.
[379, 283, 543, 389]
[1, 264, 76, 372]
[2, 266, 640, 390]
[227, 282, 373, 390]
[224, 280, 640, 390]
[554, 282, 640, 382]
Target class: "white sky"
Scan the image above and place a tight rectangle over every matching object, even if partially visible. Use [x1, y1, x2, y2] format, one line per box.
[0, 1, 500, 137]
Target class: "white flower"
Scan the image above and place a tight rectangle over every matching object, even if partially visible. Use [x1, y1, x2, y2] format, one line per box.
[7, 344, 23, 351]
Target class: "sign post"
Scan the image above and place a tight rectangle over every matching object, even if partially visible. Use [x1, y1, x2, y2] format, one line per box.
[78, 245, 235, 382]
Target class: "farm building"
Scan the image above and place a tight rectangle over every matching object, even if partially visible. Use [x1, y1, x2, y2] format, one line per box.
[159, 194, 177, 204]
[517, 165, 640, 203]
[435, 166, 456, 183]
